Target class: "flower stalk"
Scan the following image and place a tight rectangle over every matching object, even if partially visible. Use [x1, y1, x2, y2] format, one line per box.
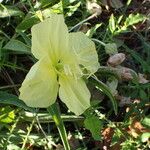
[47, 103, 70, 150]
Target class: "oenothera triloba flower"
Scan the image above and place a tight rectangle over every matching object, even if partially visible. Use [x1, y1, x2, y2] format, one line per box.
[19, 14, 99, 115]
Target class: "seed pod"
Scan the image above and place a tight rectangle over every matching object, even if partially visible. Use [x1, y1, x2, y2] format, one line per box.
[87, 1, 102, 16]
[107, 53, 125, 67]
[120, 67, 133, 81]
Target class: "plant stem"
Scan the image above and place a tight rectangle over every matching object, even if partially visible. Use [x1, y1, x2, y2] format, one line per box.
[91, 75, 118, 115]
[21, 113, 36, 150]
[69, 14, 97, 32]
[47, 103, 70, 150]
[91, 38, 106, 46]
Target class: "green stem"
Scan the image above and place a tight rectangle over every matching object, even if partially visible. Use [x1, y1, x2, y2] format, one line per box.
[47, 103, 70, 150]
[69, 14, 96, 32]
[92, 38, 106, 46]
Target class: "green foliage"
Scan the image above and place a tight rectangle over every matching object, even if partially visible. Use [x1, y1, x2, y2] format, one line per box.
[124, 13, 147, 27]
[105, 43, 118, 55]
[141, 132, 150, 143]
[0, 5, 24, 18]
[108, 13, 147, 35]
[0, 0, 149, 149]
[0, 91, 35, 112]
[16, 14, 40, 31]
[92, 76, 118, 115]
[0, 106, 15, 123]
[142, 116, 150, 127]
[84, 115, 102, 141]
[4, 39, 31, 54]
[109, 14, 116, 34]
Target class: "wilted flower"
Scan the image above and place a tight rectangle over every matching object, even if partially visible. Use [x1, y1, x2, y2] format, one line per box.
[19, 14, 99, 115]
[87, 1, 102, 16]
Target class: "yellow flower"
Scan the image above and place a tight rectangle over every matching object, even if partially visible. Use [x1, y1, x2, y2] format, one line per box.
[19, 14, 99, 115]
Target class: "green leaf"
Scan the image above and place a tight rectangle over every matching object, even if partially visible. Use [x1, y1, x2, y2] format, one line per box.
[142, 116, 150, 127]
[141, 132, 150, 143]
[91, 76, 118, 115]
[109, 14, 116, 34]
[66, 2, 81, 17]
[39, 0, 60, 8]
[0, 106, 15, 123]
[0, 5, 24, 18]
[4, 39, 31, 54]
[105, 43, 118, 55]
[0, 39, 4, 60]
[139, 90, 148, 100]
[106, 76, 118, 95]
[7, 144, 21, 150]
[124, 13, 146, 27]
[0, 91, 35, 112]
[16, 14, 40, 31]
[123, 44, 150, 72]
[86, 24, 102, 38]
[84, 115, 102, 140]
[18, 31, 31, 46]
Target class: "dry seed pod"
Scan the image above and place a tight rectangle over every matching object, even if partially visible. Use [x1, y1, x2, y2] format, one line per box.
[107, 53, 126, 67]
[120, 67, 133, 81]
[87, 1, 102, 16]
[138, 73, 149, 84]
[117, 95, 132, 107]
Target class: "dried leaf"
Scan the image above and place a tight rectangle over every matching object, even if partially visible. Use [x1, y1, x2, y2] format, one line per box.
[128, 120, 150, 138]
[117, 96, 132, 107]
[138, 73, 149, 84]
[102, 127, 114, 147]
[68, 132, 80, 150]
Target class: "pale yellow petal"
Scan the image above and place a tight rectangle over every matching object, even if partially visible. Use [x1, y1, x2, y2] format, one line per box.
[69, 32, 100, 74]
[31, 14, 69, 63]
[59, 75, 91, 115]
[19, 58, 58, 107]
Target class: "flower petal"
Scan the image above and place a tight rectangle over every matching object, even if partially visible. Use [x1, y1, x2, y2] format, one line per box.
[59, 75, 91, 115]
[19, 58, 58, 107]
[31, 14, 69, 63]
[69, 32, 100, 74]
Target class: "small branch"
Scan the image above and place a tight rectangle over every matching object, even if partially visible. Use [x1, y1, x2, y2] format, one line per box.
[36, 115, 57, 148]
[21, 113, 36, 150]
[0, 84, 21, 90]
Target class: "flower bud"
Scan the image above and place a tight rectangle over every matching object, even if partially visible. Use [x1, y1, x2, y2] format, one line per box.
[107, 53, 125, 67]
[120, 67, 133, 81]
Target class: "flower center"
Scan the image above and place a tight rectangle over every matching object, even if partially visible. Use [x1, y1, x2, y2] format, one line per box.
[55, 60, 64, 74]
[54, 59, 74, 76]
